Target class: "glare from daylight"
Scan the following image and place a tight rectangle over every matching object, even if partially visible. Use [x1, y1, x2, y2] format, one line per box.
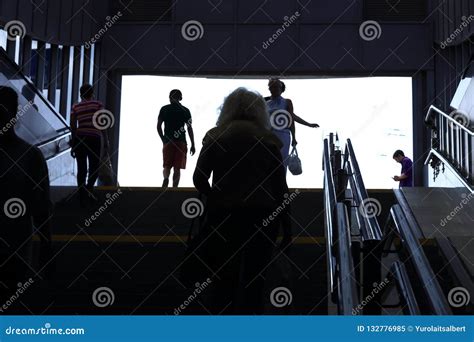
[118, 76, 412, 189]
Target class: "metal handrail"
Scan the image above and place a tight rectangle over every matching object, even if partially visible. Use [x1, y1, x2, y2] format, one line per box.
[390, 204, 452, 315]
[344, 139, 383, 241]
[425, 105, 473, 136]
[336, 202, 357, 315]
[323, 138, 337, 295]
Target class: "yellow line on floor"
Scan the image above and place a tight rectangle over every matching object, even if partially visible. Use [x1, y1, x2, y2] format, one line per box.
[33, 235, 326, 244]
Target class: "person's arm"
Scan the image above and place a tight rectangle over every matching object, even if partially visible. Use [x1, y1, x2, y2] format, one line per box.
[157, 108, 165, 143]
[293, 113, 319, 128]
[186, 115, 196, 155]
[286, 99, 297, 147]
[193, 132, 214, 195]
[70, 106, 77, 157]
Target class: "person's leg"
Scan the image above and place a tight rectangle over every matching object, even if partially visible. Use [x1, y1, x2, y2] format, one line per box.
[75, 138, 88, 206]
[86, 137, 101, 192]
[162, 143, 172, 187]
[162, 167, 171, 187]
[172, 142, 187, 187]
[172, 167, 181, 187]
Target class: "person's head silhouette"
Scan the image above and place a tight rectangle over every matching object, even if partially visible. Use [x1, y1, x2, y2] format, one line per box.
[80, 84, 94, 101]
[169, 89, 182, 103]
[0, 86, 19, 136]
[268, 78, 285, 97]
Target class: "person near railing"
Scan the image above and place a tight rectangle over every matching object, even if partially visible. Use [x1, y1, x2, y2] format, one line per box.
[392, 150, 413, 187]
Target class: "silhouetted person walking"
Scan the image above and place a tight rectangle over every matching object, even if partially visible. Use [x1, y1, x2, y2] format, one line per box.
[70, 84, 107, 206]
[393, 150, 413, 187]
[193, 88, 289, 314]
[157, 89, 195, 187]
[266, 78, 319, 169]
[0, 86, 52, 293]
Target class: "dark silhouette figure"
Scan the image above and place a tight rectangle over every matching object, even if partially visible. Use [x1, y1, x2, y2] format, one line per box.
[192, 88, 289, 314]
[157, 89, 196, 187]
[392, 150, 413, 187]
[70, 84, 107, 206]
[266, 78, 319, 165]
[0, 86, 51, 294]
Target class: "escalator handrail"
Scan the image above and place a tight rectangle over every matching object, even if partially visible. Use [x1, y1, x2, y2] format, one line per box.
[344, 139, 383, 241]
[390, 204, 452, 315]
[323, 138, 337, 295]
[336, 202, 357, 315]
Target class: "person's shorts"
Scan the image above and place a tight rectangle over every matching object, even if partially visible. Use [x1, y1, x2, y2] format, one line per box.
[163, 142, 187, 169]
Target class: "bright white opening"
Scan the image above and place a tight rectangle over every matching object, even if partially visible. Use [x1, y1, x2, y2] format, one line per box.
[118, 76, 412, 189]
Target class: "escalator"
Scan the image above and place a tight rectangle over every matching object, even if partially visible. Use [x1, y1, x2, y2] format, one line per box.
[0, 47, 73, 184]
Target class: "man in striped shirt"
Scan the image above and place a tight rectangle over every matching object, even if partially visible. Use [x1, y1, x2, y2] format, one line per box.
[70, 84, 108, 206]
